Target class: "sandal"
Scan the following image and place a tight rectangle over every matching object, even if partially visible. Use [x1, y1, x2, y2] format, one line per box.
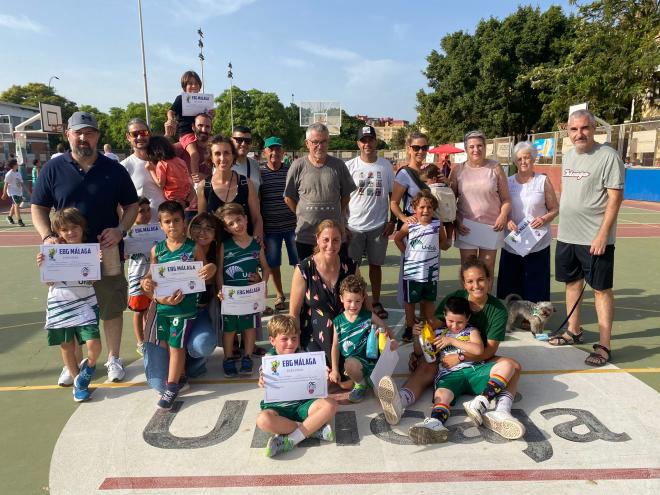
[372, 302, 389, 319]
[548, 328, 584, 346]
[262, 306, 275, 316]
[274, 296, 286, 311]
[252, 346, 267, 357]
[585, 344, 611, 367]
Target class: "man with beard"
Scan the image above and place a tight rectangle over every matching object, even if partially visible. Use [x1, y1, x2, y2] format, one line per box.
[231, 125, 261, 191]
[32, 111, 139, 384]
[121, 118, 165, 219]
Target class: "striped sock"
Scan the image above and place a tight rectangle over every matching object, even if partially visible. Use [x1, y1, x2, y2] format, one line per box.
[482, 374, 509, 401]
[399, 387, 415, 407]
[495, 391, 514, 413]
[430, 403, 450, 424]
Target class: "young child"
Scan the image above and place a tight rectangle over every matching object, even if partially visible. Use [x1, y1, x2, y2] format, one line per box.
[216, 203, 270, 377]
[145, 136, 194, 208]
[147, 200, 214, 409]
[407, 296, 484, 444]
[256, 315, 337, 458]
[127, 196, 152, 356]
[2, 160, 26, 227]
[37, 208, 101, 402]
[394, 190, 450, 340]
[421, 164, 457, 223]
[330, 275, 397, 403]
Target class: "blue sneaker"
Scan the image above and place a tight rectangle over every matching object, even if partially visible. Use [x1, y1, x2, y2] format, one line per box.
[72, 359, 95, 403]
[239, 356, 253, 375]
[157, 383, 179, 410]
[73, 385, 91, 402]
[265, 435, 294, 457]
[223, 358, 238, 378]
[310, 423, 335, 442]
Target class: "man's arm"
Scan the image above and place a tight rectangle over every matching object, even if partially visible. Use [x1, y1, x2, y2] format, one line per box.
[284, 196, 297, 214]
[591, 188, 623, 255]
[98, 202, 139, 249]
[31, 204, 57, 243]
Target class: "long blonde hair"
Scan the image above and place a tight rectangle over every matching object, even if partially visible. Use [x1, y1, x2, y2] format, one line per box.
[313, 219, 344, 255]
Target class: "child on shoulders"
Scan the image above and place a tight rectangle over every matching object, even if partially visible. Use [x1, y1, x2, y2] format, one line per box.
[145, 136, 194, 208]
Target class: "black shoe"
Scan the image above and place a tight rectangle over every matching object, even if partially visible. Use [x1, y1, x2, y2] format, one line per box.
[7, 216, 14, 225]
[17, 219, 25, 227]
[402, 326, 413, 343]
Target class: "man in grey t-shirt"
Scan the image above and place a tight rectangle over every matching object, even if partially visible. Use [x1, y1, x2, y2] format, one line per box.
[550, 109, 624, 367]
[284, 122, 356, 260]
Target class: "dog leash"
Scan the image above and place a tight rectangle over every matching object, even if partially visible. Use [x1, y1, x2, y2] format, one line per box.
[554, 254, 598, 334]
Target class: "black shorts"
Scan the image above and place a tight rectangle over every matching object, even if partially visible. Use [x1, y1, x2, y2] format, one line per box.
[554, 241, 615, 291]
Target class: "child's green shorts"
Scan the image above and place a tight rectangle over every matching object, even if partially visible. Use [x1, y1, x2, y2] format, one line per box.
[434, 361, 496, 405]
[47, 325, 100, 346]
[260, 399, 316, 422]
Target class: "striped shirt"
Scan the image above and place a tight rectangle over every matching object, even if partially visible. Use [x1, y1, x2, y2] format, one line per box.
[259, 164, 297, 234]
[403, 220, 440, 282]
[45, 281, 98, 329]
[128, 253, 150, 296]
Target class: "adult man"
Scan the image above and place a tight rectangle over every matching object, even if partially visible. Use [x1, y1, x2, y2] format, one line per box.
[103, 144, 119, 161]
[284, 122, 356, 260]
[121, 118, 165, 219]
[259, 136, 298, 314]
[345, 125, 394, 318]
[231, 125, 261, 190]
[32, 111, 139, 383]
[549, 109, 625, 367]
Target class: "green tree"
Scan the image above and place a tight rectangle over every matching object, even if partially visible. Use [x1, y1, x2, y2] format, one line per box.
[0, 83, 78, 123]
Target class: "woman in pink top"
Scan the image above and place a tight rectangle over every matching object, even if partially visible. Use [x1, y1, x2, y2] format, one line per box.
[449, 130, 511, 287]
[145, 136, 193, 208]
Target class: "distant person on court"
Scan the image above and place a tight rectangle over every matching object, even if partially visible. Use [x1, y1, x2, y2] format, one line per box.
[2, 159, 26, 227]
[549, 109, 625, 367]
[145, 136, 194, 208]
[103, 144, 119, 161]
[256, 315, 337, 458]
[37, 208, 102, 402]
[231, 125, 262, 190]
[345, 125, 395, 320]
[51, 143, 66, 159]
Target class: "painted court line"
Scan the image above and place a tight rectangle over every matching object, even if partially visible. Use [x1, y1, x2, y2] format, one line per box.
[99, 468, 660, 489]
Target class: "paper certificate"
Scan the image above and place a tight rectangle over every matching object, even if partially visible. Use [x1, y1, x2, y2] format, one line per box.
[262, 351, 328, 403]
[370, 338, 400, 391]
[40, 243, 101, 283]
[221, 282, 266, 315]
[123, 223, 165, 256]
[151, 261, 205, 297]
[457, 218, 505, 249]
[504, 216, 547, 257]
[181, 92, 215, 116]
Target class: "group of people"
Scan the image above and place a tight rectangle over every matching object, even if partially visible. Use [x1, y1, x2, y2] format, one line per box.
[30, 67, 625, 457]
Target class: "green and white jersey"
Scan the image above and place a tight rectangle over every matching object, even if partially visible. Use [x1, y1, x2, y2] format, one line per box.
[154, 238, 198, 317]
[45, 281, 98, 330]
[403, 219, 440, 282]
[333, 309, 372, 359]
[128, 253, 150, 296]
[222, 237, 260, 287]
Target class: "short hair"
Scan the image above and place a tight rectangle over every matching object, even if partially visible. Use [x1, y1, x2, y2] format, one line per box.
[51, 207, 87, 239]
[513, 141, 537, 161]
[216, 202, 245, 222]
[208, 134, 237, 160]
[103, 144, 112, 151]
[56, 143, 65, 153]
[420, 163, 440, 182]
[126, 117, 149, 132]
[195, 113, 212, 125]
[180, 70, 202, 90]
[268, 314, 300, 338]
[411, 189, 438, 210]
[464, 130, 486, 149]
[232, 125, 251, 135]
[306, 122, 329, 139]
[7, 159, 18, 168]
[158, 200, 185, 219]
[339, 274, 366, 297]
[405, 131, 428, 147]
[444, 296, 471, 318]
[460, 255, 491, 281]
[568, 109, 596, 127]
[137, 196, 151, 207]
[147, 135, 176, 162]
[32, 158, 40, 166]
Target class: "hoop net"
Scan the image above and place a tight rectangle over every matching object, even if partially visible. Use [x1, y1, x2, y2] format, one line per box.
[300, 101, 341, 136]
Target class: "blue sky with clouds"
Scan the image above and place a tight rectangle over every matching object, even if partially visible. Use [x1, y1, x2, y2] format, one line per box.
[0, 0, 572, 122]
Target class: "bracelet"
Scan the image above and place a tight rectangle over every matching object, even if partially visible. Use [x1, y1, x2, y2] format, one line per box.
[42, 233, 57, 242]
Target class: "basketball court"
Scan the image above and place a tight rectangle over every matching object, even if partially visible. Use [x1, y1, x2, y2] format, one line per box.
[1, 201, 659, 494]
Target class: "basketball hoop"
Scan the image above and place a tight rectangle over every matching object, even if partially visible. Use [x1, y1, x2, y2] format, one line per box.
[300, 101, 341, 136]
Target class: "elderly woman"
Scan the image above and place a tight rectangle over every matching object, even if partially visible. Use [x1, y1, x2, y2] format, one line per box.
[196, 134, 263, 243]
[497, 142, 559, 303]
[449, 130, 511, 287]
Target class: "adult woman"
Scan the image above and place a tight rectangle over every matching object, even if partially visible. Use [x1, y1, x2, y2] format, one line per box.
[390, 132, 430, 226]
[449, 130, 511, 286]
[289, 220, 363, 367]
[196, 134, 263, 243]
[497, 142, 558, 303]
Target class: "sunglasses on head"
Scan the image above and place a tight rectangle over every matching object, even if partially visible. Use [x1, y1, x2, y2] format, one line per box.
[233, 137, 252, 144]
[128, 129, 150, 138]
[410, 144, 429, 152]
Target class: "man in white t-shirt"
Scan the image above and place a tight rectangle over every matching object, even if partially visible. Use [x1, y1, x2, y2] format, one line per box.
[231, 125, 261, 191]
[2, 159, 26, 226]
[103, 144, 120, 161]
[121, 118, 165, 219]
[346, 125, 395, 318]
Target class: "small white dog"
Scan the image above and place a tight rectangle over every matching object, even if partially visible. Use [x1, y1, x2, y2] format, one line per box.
[504, 294, 554, 335]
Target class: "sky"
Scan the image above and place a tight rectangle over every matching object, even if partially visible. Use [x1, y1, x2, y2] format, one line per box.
[0, 0, 573, 123]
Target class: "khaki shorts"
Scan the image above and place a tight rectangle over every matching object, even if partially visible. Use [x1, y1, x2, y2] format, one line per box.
[93, 273, 128, 320]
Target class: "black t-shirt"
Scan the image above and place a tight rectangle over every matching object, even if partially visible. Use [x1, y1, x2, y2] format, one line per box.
[170, 94, 196, 138]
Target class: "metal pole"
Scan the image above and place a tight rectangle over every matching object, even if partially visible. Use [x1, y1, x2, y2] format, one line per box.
[229, 84, 234, 130]
[138, 0, 151, 127]
[48, 76, 59, 90]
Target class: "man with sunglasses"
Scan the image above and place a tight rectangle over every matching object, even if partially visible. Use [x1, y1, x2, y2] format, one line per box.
[231, 125, 262, 191]
[121, 118, 165, 219]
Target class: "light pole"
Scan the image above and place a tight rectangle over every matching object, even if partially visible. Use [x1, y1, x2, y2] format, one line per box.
[197, 29, 205, 90]
[228, 62, 234, 130]
[137, 0, 151, 127]
[48, 76, 59, 90]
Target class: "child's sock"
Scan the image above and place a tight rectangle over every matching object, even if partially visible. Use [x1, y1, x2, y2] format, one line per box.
[287, 428, 305, 446]
[481, 374, 509, 402]
[399, 387, 415, 407]
[430, 403, 450, 423]
[495, 390, 514, 413]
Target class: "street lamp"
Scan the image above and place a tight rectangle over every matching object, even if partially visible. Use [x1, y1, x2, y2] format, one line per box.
[228, 62, 234, 130]
[48, 76, 59, 90]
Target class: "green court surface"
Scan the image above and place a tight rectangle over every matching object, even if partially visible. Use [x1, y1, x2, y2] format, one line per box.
[1, 204, 659, 494]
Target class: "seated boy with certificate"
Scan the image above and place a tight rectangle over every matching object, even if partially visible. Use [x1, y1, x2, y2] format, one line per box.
[257, 315, 337, 458]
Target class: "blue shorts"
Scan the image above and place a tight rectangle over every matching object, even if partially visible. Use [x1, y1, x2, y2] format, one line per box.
[264, 231, 298, 268]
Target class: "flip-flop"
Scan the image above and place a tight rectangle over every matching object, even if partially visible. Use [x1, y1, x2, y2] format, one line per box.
[274, 296, 286, 311]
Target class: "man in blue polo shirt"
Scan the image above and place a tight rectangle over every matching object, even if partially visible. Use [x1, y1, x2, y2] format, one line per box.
[32, 111, 139, 385]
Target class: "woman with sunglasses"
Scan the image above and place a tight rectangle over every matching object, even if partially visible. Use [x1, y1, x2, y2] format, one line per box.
[448, 130, 511, 288]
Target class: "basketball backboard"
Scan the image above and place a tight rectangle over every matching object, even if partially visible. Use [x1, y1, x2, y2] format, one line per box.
[39, 103, 64, 133]
[300, 101, 341, 136]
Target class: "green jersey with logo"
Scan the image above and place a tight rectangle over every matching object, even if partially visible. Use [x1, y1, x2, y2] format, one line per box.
[333, 308, 373, 359]
[154, 238, 197, 317]
[222, 238, 260, 287]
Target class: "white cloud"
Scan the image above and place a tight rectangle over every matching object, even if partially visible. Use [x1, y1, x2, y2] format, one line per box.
[292, 40, 359, 62]
[155, 46, 196, 66]
[282, 57, 309, 69]
[0, 14, 45, 33]
[169, 0, 257, 22]
[392, 23, 410, 39]
[344, 59, 404, 88]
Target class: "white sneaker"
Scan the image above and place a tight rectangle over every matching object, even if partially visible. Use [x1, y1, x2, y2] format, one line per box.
[463, 395, 490, 426]
[377, 376, 404, 425]
[409, 417, 449, 445]
[482, 410, 526, 440]
[57, 366, 73, 387]
[105, 356, 125, 382]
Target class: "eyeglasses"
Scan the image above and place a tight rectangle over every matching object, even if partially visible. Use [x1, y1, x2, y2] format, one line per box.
[128, 130, 150, 138]
[410, 145, 429, 152]
[308, 139, 328, 147]
[190, 225, 215, 234]
[233, 137, 252, 144]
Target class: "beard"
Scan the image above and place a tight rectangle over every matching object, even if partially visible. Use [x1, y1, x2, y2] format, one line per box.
[73, 144, 94, 157]
[195, 131, 209, 143]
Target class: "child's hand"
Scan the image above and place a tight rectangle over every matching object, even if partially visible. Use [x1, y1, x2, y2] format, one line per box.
[145, 162, 156, 171]
[412, 321, 424, 336]
[159, 289, 184, 306]
[329, 369, 341, 384]
[141, 278, 155, 294]
[36, 252, 45, 267]
[507, 220, 518, 232]
[389, 339, 399, 351]
[434, 335, 454, 351]
[217, 287, 224, 301]
[258, 366, 265, 388]
[198, 263, 217, 281]
[247, 272, 262, 283]
[1, 193, 7, 200]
